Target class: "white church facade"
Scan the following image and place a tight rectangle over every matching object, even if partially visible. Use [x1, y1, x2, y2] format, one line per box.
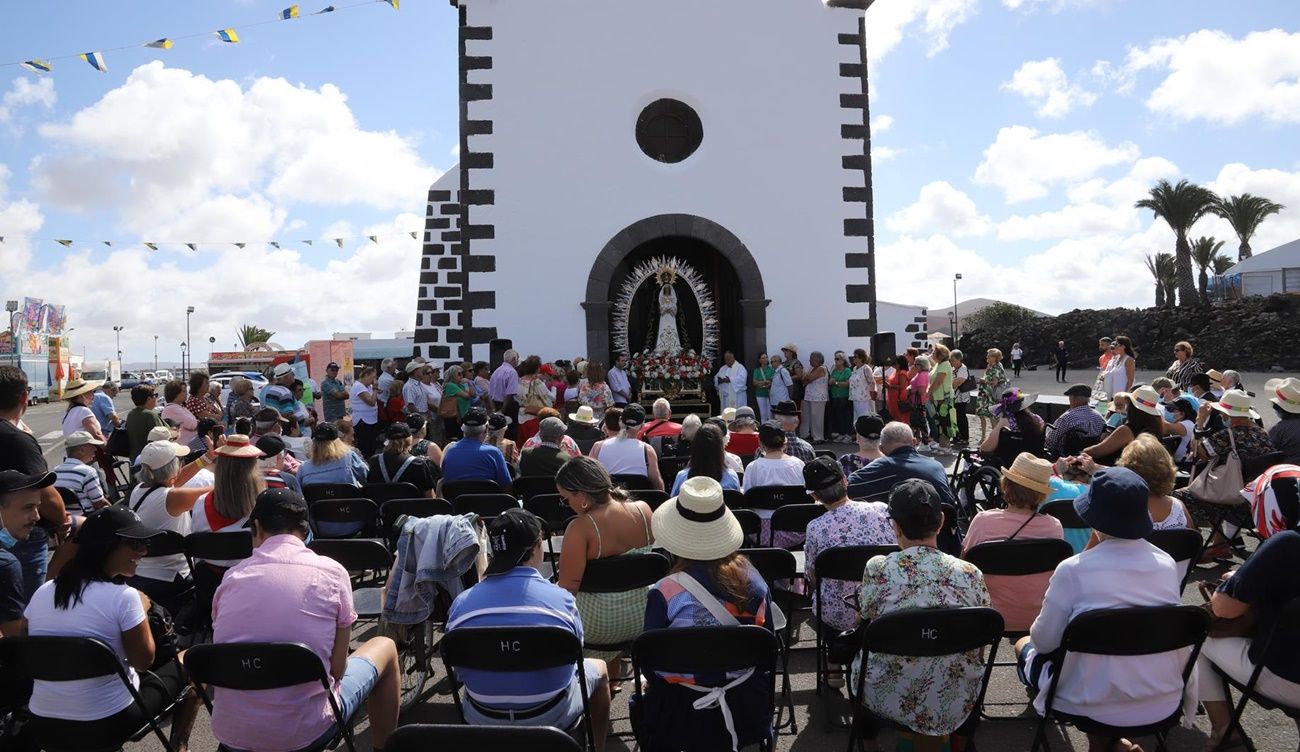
[413, 0, 928, 366]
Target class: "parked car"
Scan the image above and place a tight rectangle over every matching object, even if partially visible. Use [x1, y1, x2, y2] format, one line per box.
[153, 369, 174, 383]
[119, 372, 142, 389]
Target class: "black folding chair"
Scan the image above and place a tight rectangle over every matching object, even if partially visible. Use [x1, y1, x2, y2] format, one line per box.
[386, 724, 583, 752]
[184, 530, 254, 636]
[577, 553, 671, 655]
[767, 503, 826, 548]
[307, 538, 392, 618]
[1030, 605, 1210, 752]
[379, 496, 453, 538]
[626, 488, 669, 509]
[0, 636, 189, 752]
[848, 607, 1005, 752]
[740, 485, 809, 511]
[811, 545, 900, 703]
[184, 641, 359, 752]
[1146, 528, 1202, 593]
[658, 455, 691, 480]
[611, 473, 653, 491]
[1209, 597, 1300, 752]
[308, 498, 380, 539]
[302, 483, 364, 502]
[739, 547, 799, 732]
[56, 485, 85, 515]
[721, 488, 746, 509]
[439, 478, 504, 502]
[631, 626, 779, 752]
[359, 482, 421, 506]
[733, 508, 762, 546]
[514, 475, 559, 501]
[441, 626, 596, 752]
[1040, 498, 1090, 535]
[452, 492, 520, 518]
[525, 494, 579, 577]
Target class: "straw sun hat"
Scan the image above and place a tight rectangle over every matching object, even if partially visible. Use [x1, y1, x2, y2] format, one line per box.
[1001, 452, 1053, 495]
[1211, 389, 1260, 420]
[1126, 385, 1163, 416]
[60, 377, 104, 401]
[1266, 377, 1300, 415]
[652, 476, 744, 561]
[568, 405, 598, 425]
[214, 434, 263, 459]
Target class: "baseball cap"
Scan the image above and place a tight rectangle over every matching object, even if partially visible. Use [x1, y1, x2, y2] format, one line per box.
[313, 422, 339, 441]
[77, 506, 161, 547]
[621, 403, 646, 427]
[0, 470, 56, 495]
[255, 433, 287, 458]
[888, 479, 942, 535]
[272, 363, 294, 378]
[854, 414, 884, 441]
[462, 407, 488, 428]
[772, 400, 799, 416]
[147, 425, 179, 442]
[139, 440, 189, 471]
[326, 362, 340, 371]
[484, 509, 545, 575]
[1064, 383, 1092, 398]
[803, 456, 844, 492]
[65, 430, 105, 449]
[405, 360, 424, 374]
[246, 488, 309, 530]
[758, 419, 785, 445]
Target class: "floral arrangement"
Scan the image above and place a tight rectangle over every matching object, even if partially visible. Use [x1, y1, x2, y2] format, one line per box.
[627, 349, 711, 385]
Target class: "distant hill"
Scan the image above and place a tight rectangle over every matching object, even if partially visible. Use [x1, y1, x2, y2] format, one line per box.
[926, 298, 1048, 336]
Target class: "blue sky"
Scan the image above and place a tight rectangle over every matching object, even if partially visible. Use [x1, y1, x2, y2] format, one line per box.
[1, 0, 1298, 361]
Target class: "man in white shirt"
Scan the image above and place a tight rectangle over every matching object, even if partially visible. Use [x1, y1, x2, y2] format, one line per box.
[1015, 467, 1189, 746]
[377, 358, 398, 408]
[402, 361, 429, 416]
[607, 354, 632, 407]
[713, 351, 747, 411]
[768, 353, 793, 406]
[53, 432, 109, 514]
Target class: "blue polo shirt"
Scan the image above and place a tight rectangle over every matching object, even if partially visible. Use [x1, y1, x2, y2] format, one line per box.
[846, 446, 955, 506]
[446, 567, 583, 709]
[91, 392, 116, 434]
[441, 438, 512, 488]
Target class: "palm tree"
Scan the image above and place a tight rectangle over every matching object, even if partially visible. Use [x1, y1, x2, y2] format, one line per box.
[1191, 236, 1225, 303]
[1144, 254, 1165, 308]
[1212, 193, 1284, 261]
[1135, 179, 1219, 307]
[1144, 252, 1176, 308]
[1212, 254, 1235, 276]
[237, 325, 276, 350]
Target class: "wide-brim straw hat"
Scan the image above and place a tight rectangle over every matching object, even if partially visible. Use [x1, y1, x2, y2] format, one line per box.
[1266, 377, 1300, 415]
[781, 343, 798, 355]
[652, 476, 744, 561]
[215, 434, 263, 458]
[1211, 389, 1260, 420]
[1127, 385, 1163, 416]
[61, 377, 104, 401]
[1206, 369, 1225, 385]
[1001, 452, 1053, 495]
[568, 405, 598, 425]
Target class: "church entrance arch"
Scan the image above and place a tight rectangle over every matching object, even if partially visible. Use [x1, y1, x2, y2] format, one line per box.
[583, 214, 768, 368]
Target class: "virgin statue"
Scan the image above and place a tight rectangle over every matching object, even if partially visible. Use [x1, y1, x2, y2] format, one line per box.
[653, 283, 682, 354]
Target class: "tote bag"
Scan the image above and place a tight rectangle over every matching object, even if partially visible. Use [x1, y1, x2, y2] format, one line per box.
[1187, 427, 1244, 506]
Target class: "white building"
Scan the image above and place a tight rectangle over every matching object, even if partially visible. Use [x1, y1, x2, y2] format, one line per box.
[413, 0, 922, 367]
[1224, 238, 1300, 297]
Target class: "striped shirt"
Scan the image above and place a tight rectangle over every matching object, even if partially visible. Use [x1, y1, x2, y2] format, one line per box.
[53, 457, 105, 513]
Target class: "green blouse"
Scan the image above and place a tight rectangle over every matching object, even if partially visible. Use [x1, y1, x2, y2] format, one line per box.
[830, 367, 852, 399]
[753, 365, 775, 397]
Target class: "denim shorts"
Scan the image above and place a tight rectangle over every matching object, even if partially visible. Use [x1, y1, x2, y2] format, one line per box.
[304, 656, 379, 748]
[462, 658, 603, 730]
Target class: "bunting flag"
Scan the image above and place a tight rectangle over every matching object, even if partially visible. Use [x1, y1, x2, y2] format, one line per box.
[234, 242, 247, 249]
[384, 0, 399, 9]
[367, 235, 378, 243]
[55, 239, 73, 247]
[144, 242, 158, 251]
[270, 241, 280, 249]
[185, 243, 198, 251]
[146, 39, 174, 49]
[409, 231, 417, 239]
[280, 5, 300, 20]
[215, 29, 240, 44]
[302, 240, 313, 246]
[315, 5, 336, 14]
[21, 60, 51, 73]
[4, 229, 422, 250]
[334, 238, 344, 248]
[102, 241, 112, 247]
[79, 52, 108, 72]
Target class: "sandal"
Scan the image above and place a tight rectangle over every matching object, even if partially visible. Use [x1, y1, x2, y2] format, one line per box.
[1203, 728, 1251, 752]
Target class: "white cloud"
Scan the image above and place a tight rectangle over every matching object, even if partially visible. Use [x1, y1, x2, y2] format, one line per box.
[1124, 29, 1300, 125]
[0, 76, 56, 124]
[873, 145, 902, 162]
[1002, 58, 1097, 118]
[998, 157, 1180, 241]
[887, 181, 991, 237]
[864, 0, 978, 61]
[972, 125, 1140, 202]
[1202, 163, 1300, 256]
[1002, 0, 1107, 11]
[871, 115, 894, 134]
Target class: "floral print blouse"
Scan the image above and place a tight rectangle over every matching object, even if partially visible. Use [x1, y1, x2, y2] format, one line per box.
[804, 501, 895, 632]
[578, 382, 614, 421]
[854, 546, 992, 737]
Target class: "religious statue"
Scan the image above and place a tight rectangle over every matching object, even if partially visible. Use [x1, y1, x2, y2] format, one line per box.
[650, 266, 690, 354]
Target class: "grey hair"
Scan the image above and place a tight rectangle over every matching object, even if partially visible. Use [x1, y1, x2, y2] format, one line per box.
[811, 481, 847, 504]
[137, 457, 180, 484]
[381, 357, 395, 370]
[880, 421, 915, 452]
[680, 413, 702, 440]
[444, 365, 463, 382]
[1222, 369, 1243, 388]
[503, 349, 519, 364]
[809, 350, 825, 366]
[732, 417, 757, 432]
[915, 355, 932, 369]
[652, 398, 671, 419]
[950, 349, 964, 361]
[463, 423, 487, 440]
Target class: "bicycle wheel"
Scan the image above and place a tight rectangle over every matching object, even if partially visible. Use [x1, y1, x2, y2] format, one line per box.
[382, 618, 437, 711]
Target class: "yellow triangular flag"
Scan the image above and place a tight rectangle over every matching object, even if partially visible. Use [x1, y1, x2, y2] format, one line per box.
[55, 239, 73, 247]
[334, 238, 344, 248]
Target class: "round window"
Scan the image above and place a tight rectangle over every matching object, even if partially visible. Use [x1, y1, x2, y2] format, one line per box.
[636, 99, 703, 164]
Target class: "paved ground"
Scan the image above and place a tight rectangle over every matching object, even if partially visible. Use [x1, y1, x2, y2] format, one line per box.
[21, 391, 136, 467]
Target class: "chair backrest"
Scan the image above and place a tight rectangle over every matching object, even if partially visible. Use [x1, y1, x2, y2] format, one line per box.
[0, 635, 130, 682]
[360, 482, 421, 505]
[768, 503, 826, 545]
[632, 625, 778, 679]
[938, 502, 964, 555]
[380, 497, 454, 529]
[302, 483, 364, 503]
[1039, 498, 1089, 530]
[738, 547, 798, 584]
[1243, 451, 1287, 485]
[184, 641, 329, 691]
[658, 455, 691, 479]
[56, 485, 83, 513]
[308, 498, 379, 526]
[740, 485, 809, 510]
[307, 538, 393, 573]
[1060, 605, 1209, 657]
[813, 545, 900, 582]
[144, 529, 188, 558]
[732, 509, 762, 541]
[185, 530, 253, 561]
[524, 494, 576, 532]
[722, 488, 746, 509]
[386, 724, 583, 752]
[626, 488, 669, 509]
[963, 538, 1074, 577]
[578, 552, 670, 594]
[1145, 528, 1203, 567]
[1064, 429, 1102, 458]
[514, 475, 559, 501]
[815, 450, 837, 461]
[440, 478, 504, 502]
[611, 473, 653, 491]
[1254, 597, 1300, 672]
[441, 625, 584, 672]
[992, 430, 1045, 467]
[861, 606, 1005, 658]
[453, 493, 520, 518]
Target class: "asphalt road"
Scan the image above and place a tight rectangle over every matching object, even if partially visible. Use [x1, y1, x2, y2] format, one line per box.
[21, 391, 136, 468]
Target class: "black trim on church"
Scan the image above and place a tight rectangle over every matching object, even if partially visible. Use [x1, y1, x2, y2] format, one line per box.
[840, 17, 879, 340]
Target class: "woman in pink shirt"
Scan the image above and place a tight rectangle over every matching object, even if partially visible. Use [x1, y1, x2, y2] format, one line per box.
[160, 380, 200, 447]
[962, 453, 1064, 632]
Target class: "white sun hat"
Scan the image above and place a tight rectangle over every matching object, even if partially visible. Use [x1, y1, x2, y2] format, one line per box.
[652, 476, 744, 561]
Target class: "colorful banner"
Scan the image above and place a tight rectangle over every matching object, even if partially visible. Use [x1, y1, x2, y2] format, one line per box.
[22, 297, 44, 331]
[45, 305, 67, 336]
[20, 331, 43, 356]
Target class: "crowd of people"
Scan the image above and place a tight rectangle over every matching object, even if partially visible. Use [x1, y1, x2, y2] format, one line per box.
[1, 329, 1299, 752]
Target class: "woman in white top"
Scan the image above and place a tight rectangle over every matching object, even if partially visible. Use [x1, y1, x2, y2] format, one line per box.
[23, 506, 199, 748]
[348, 366, 380, 457]
[743, 423, 806, 491]
[1117, 434, 1194, 531]
[590, 406, 665, 491]
[190, 437, 264, 560]
[848, 348, 876, 421]
[60, 378, 106, 442]
[126, 440, 214, 609]
[801, 351, 830, 443]
[1164, 397, 1197, 465]
[950, 349, 973, 448]
[1100, 336, 1137, 399]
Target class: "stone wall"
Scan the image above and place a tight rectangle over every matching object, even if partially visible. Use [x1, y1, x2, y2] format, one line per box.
[958, 294, 1300, 372]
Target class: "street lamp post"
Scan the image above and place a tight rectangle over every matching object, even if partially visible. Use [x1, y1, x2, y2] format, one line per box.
[185, 306, 195, 377]
[153, 336, 158, 372]
[4, 300, 18, 366]
[952, 273, 963, 343]
[180, 342, 187, 375]
[112, 325, 124, 363]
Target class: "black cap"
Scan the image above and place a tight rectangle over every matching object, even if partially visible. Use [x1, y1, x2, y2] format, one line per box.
[255, 433, 286, 458]
[888, 479, 942, 534]
[463, 407, 488, 428]
[77, 506, 161, 547]
[246, 488, 309, 529]
[0, 470, 56, 495]
[772, 400, 799, 416]
[488, 413, 510, 431]
[854, 414, 884, 441]
[803, 456, 844, 492]
[326, 362, 340, 370]
[483, 509, 544, 575]
[1064, 383, 1092, 398]
[405, 413, 427, 431]
[386, 422, 412, 441]
[758, 420, 785, 445]
[313, 422, 339, 441]
[621, 403, 646, 427]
